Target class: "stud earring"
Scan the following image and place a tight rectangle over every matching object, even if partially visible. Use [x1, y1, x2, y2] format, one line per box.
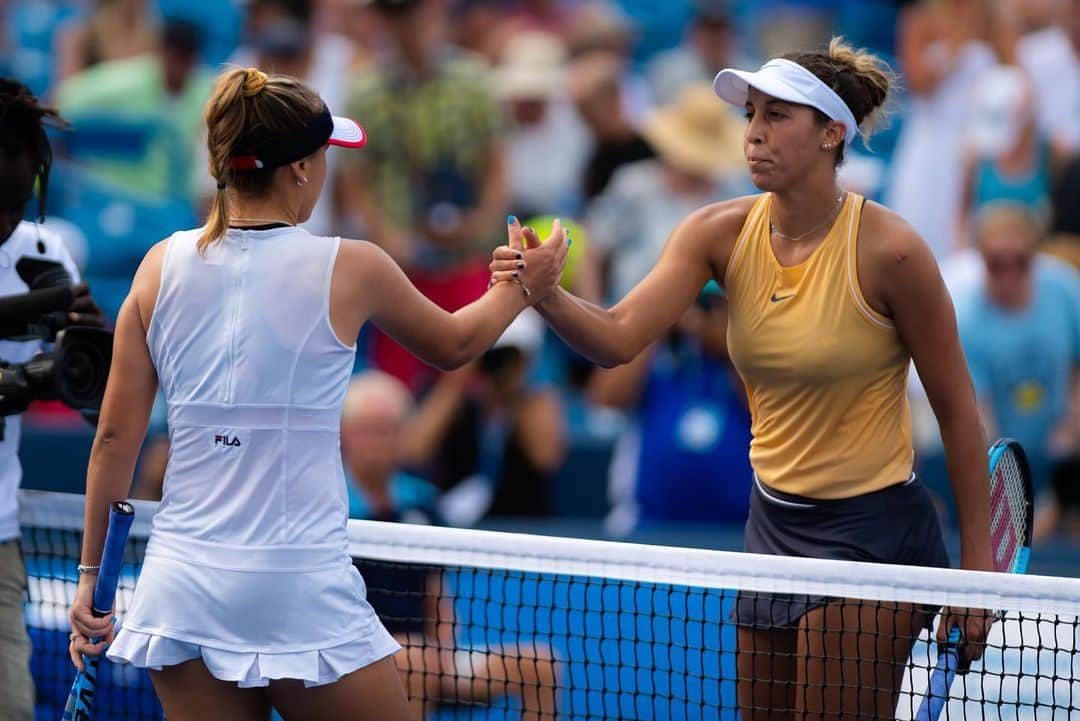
[297, 177, 308, 187]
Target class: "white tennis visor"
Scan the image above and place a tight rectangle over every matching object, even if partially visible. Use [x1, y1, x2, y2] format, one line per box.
[328, 115, 366, 148]
[713, 58, 860, 146]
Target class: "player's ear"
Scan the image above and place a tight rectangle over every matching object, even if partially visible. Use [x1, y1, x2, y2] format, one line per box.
[288, 159, 309, 186]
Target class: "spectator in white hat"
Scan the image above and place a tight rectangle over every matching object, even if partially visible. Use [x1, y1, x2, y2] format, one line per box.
[958, 65, 1055, 244]
[587, 83, 746, 304]
[496, 31, 590, 219]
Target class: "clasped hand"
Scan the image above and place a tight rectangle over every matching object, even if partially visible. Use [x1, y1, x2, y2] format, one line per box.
[488, 216, 569, 305]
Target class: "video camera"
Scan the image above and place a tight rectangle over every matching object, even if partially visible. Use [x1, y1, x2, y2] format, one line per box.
[0, 257, 113, 440]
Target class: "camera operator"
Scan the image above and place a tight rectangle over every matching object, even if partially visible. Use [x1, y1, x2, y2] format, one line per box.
[0, 78, 104, 721]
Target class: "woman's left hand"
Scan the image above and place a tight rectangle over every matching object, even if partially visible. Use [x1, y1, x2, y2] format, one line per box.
[68, 574, 115, 671]
[937, 605, 996, 667]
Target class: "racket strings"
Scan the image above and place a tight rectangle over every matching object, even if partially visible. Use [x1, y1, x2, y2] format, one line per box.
[990, 452, 1031, 571]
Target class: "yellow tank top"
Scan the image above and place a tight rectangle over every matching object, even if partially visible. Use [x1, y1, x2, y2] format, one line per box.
[724, 192, 913, 499]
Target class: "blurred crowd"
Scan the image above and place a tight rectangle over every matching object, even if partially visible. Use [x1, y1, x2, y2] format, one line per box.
[3, 0, 1080, 543]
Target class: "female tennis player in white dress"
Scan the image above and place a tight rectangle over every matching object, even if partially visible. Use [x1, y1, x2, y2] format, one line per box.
[67, 67, 567, 721]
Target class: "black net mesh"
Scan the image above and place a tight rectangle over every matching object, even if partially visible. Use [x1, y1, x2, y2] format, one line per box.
[19, 492, 1080, 720]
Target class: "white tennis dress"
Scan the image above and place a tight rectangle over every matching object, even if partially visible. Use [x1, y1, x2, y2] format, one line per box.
[107, 225, 400, 687]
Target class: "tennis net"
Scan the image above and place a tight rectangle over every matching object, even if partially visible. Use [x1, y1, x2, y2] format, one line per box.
[19, 490, 1080, 720]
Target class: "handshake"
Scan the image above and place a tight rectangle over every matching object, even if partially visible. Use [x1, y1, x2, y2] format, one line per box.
[487, 215, 571, 306]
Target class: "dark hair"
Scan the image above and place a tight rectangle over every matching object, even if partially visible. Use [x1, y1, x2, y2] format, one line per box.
[163, 18, 201, 57]
[0, 79, 66, 221]
[252, 0, 313, 23]
[782, 37, 895, 163]
[201, 67, 323, 251]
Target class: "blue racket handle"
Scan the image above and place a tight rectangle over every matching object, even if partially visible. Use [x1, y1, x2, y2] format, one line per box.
[91, 501, 134, 618]
[62, 655, 103, 721]
[915, 626, 962, 721]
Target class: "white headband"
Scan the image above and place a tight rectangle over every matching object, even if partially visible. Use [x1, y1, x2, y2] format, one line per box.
[713, 58, 861, 146]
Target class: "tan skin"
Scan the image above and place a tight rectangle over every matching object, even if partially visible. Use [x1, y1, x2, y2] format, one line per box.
[66, 143, 566, 721]
[588, 297, 742, 411]
[494, 86, 996, 719]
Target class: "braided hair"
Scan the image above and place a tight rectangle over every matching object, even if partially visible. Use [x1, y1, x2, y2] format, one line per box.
[0, 79, 66, 225]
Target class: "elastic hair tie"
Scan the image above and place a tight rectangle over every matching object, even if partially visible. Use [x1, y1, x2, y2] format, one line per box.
[216, 180, 227, 190]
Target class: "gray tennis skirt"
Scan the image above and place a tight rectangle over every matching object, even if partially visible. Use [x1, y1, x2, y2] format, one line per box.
[734, 473, 950, 629]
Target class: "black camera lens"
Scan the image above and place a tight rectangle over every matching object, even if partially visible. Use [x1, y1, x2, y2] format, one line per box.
[61, 344, 107, 405]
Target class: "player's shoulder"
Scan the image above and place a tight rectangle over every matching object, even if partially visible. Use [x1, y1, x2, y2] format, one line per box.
[857, 199, 935, 267]
[335, 237, 397, 282]
[141, 227, 196, 264]
[138, 237, 172, 270]
[131, 228, 212, 290]
[338, 236, 385, 260]
[679, 194, 762, 245]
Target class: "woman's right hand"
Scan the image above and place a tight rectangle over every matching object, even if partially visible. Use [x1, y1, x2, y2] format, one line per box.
[489, 216, 569, 305]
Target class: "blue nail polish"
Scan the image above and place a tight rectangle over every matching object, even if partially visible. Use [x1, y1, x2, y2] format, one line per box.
[507, 215, 517, 225]
[567, 236, 573, 248]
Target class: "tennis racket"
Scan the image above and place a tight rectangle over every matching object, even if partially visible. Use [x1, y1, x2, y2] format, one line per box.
[62, 501, 135, 721]
[914, 438, 1034, 721]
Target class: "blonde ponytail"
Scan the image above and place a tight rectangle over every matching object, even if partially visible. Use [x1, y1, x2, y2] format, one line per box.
[198, 67, 322, 253]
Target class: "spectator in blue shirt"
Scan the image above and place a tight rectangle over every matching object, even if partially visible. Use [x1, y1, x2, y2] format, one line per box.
[588, 281, 753, 535]
[956, 202, 1080, 538]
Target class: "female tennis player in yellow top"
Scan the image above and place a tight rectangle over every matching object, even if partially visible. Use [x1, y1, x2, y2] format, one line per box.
[492, 37, 996, 720]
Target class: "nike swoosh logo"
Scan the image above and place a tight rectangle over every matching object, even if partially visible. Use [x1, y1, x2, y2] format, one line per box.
[770, 293, 794, 302]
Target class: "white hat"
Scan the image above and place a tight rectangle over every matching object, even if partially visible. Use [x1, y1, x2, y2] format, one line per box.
[641, 84, 743, 180]
[495, 32, 567, 100]
[713, 58, 861, 146]
[969, 65, 1032, 156]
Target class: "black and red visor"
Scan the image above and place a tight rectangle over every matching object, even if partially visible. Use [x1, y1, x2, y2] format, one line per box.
[229, 104, 366, 171]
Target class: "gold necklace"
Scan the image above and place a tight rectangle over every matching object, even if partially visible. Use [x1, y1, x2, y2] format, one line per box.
[769, 192, 845, 243]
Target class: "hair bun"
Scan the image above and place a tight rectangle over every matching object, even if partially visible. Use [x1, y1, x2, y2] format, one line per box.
[242, 68, 269, 97]
[816, 37, 893, 138]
